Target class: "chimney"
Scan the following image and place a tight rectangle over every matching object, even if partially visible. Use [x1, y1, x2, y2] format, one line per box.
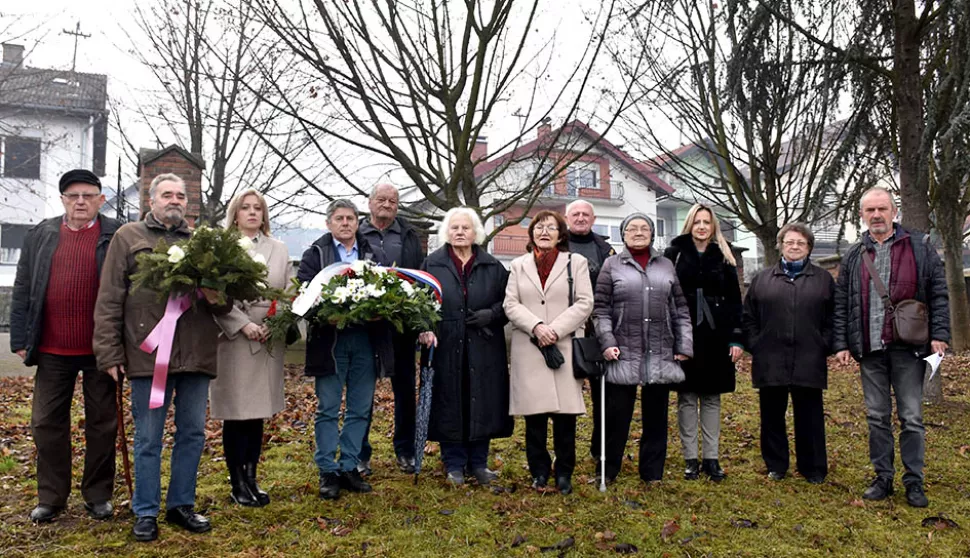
[138, 145, 206, 226]
[471, 136, 488, 162]
[538, 118, 552, 139]
[2, 43, 24, 65]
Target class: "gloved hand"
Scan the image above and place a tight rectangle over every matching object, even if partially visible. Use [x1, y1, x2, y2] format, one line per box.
[465, 308, 493, 329]
[530, 336, 565, 369]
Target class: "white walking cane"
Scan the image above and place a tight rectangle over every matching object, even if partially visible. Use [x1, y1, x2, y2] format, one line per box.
[599, 373, 607, 492]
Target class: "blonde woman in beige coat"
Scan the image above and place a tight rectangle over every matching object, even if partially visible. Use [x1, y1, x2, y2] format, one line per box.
[504, 210, 594, 495]
[211, 189, 290, 508]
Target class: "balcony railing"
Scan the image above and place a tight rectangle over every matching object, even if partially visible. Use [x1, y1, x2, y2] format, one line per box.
[491, 234, 530, 256]
[542, 181, 625, 202]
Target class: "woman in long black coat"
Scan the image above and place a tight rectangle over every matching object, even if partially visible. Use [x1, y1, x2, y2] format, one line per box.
[743, 222, 834, 484]
[664, 205, 743, 483]
[418, 207, 513, 487]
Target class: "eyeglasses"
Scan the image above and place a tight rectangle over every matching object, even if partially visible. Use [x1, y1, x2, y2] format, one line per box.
[61, 193, 100, 203]
[624, 226, 652, 234]
[534, 225, 559, 232]
[783, 240, 808, 247]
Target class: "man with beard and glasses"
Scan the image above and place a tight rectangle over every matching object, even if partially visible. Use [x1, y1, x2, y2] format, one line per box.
[94, 174, 231, 542]
[833, 187, 949, 508]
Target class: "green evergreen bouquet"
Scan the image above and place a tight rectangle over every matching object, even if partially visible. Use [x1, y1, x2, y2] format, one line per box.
[130, 226, 276, 305]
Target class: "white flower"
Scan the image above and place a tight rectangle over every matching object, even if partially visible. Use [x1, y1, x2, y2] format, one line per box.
[167, 245, 186, 264]
[350, 259, 369, 274]
[252, 253, 267, 265]
[237, 236, 254, 251]
[331, 286, 351, 304]
[400, 281, 415, 296]
[256, 281, 267, 290]
[364, 284, 386, 298]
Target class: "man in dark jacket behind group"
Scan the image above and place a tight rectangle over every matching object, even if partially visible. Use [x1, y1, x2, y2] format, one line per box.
[357, 183, 426, 475]
[298, 199, 392, 501]
[10, 169, 121, 524]
[833, 187, 949, 508]
[565, 200, 615, 459]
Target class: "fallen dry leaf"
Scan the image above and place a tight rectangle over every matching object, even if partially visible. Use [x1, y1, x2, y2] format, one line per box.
[661, 519, 680, 542]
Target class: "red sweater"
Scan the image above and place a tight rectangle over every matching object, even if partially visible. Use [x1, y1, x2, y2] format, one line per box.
[38, 221, 101, 356]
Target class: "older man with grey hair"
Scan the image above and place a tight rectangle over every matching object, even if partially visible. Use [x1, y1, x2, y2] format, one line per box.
[833, 186, 949, 508]
[298, 199, 393, 501]
[357, 183, 426, 475]
[564, 199, 615, 459]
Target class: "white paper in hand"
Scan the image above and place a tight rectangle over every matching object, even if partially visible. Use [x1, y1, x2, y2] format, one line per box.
[924, 352, 944, 381]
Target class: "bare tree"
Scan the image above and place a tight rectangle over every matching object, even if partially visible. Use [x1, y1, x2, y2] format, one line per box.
[124, 0, 330, 225]
[612, 0, 882, 265]
[245, 0, 642, 234]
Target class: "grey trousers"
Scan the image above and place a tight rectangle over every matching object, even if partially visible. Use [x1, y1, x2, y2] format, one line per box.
[677, 392, 721, 460]
[860, 348, 926, 485]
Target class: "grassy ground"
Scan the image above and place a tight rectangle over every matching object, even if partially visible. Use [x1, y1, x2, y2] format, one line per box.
[0, 353, 968, 557]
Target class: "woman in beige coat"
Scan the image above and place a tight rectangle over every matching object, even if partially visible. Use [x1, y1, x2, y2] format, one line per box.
[211, 189, 290, 508]
[504, 210, 593, 495]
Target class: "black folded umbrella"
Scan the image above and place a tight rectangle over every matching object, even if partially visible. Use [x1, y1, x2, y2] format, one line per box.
[531, 336, 565, 369]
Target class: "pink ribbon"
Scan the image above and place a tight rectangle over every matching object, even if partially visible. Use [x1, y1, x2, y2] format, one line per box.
[139, 293, 194, 409]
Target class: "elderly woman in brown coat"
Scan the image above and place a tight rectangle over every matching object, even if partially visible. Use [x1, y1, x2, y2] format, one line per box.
[211, 189, 291, 507]
[504, 210, 593, 495]
[594, 213, 693, 484]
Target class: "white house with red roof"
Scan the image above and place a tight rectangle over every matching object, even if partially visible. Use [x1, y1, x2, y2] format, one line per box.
[470, 120, 674, 262]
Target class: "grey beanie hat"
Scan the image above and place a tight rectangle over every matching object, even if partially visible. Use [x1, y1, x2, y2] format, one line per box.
[620, 212, 655, 247]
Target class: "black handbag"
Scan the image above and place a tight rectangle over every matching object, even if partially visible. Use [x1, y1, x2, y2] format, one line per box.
[566, 255, 606, 379]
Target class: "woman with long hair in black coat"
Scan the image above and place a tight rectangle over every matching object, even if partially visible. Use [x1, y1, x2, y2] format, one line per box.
[664, 204, 743, 482]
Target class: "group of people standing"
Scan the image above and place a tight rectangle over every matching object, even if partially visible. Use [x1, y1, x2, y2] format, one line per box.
[10, 168, 950, 543]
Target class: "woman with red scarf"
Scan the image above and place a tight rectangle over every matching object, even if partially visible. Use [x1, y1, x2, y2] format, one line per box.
[504, 210, 594, 495]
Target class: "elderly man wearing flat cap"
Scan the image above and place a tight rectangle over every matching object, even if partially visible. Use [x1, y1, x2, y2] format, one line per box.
[10, 169, 123, 523]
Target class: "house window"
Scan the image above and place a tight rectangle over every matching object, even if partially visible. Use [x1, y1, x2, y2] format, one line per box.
[0, 223, 30, 264]
[655, 218, 666, 238]
[519, 216, 532, 228]
[566, 166, 597, 196]
[494, 214, 506, 226]
[592, 224, 609, 238]
[719, 219, 736, 242]
[1, 137, 42, 179]
[610, 225, 622, 243]
[536, 160, 556, 196]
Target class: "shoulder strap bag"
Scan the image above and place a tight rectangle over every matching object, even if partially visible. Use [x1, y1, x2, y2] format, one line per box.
[861, 250, 929, 346]
[567, 254, 606, 379]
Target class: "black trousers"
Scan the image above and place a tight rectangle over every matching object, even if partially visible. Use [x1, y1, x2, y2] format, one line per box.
[604, 383, 670, 482]
[524, 414, 577, 479]
[223, 419, 264, 470]
[759, 386, 828, 478]
[31, 353, 116, 506]
[360, 335, 417, 462]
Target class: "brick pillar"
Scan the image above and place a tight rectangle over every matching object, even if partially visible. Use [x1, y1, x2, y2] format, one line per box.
[138, 146, 206, 227]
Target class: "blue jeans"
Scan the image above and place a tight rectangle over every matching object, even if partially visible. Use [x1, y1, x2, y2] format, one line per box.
[860, 348, 925, 484]
[440, 441, 489, 473]
[314, 329, 376, 474]
[129, 373, 210, 518]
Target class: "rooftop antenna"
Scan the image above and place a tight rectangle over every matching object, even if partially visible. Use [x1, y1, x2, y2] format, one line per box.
[61, 22, 91, 72]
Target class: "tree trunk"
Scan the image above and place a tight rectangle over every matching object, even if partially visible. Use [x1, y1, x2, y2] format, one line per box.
[939, 210, 970, 352]
[758, 229, 781, 268]
[893, 0, 931, 232]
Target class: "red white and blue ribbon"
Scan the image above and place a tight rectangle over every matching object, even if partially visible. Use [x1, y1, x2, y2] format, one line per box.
[291, 262, 443, 317]
[139, 292, 195, 409]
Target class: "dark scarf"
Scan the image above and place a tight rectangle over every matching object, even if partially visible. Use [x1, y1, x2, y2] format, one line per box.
[569, 231, 596, 244]
[781, 257, 806, 279]
[533, 247, 559, 288]
[448, 245, 476, 296]
[628, 246, 650, 269]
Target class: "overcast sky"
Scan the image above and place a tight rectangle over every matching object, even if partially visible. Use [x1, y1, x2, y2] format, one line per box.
[5, 0, 681, 227]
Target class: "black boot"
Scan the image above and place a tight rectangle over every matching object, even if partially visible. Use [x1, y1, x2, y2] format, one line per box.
[684, 459, 700, 480]
[244, 462, 270, 506]
[229, 465, 260, 507]
[701, 459, 727, 482]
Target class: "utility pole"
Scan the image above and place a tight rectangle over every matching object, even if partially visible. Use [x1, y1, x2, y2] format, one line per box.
[61, 22, 91, 73]
[116, 157, 124, 221]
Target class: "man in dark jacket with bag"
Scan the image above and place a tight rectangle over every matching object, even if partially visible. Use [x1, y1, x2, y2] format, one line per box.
[833, 187, 949, 508]
[357, 183, 426, 475]
[297, 199, 392, 501]
[10, 169, 121, 523]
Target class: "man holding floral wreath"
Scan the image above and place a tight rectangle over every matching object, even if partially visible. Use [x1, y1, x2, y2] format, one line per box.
[298, 199, 393, 500]
[93, 173, 231, 542]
